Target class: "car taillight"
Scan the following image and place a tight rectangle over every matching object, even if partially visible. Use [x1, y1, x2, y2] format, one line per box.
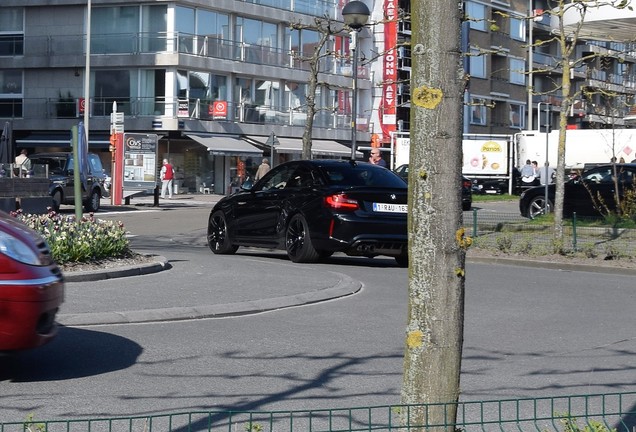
[324, 194, 359, 211]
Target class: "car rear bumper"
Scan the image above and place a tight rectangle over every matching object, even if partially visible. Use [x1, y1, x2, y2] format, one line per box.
[313, 213, 407, 257]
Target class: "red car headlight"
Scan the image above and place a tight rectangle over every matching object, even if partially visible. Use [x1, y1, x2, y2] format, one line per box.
[0, 231, 43, 266]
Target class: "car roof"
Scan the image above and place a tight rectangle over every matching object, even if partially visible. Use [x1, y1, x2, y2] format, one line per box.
[584, 163, 636, 171]
[288, 159, 390, 169]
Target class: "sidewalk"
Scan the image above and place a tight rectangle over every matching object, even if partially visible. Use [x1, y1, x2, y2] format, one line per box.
[99, 191, 224, 210]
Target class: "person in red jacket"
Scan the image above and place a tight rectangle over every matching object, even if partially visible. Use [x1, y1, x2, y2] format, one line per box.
[160, 159, 174, 199]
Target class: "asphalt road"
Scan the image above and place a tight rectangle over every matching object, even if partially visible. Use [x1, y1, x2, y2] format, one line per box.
[1, 203, 634, 421]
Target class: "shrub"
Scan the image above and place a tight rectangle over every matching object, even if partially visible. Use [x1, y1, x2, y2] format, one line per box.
[11, 210, 130, 264]
[580, 242, 597, 258]
[495, 233, 512, 252]
[603, 243, 622, 260]
[512, 236, 533, 254]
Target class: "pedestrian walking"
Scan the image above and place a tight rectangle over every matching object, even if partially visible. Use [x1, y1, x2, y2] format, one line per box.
[160, 159, 174, 199]
[368, 149, 387, 167]
[254, 158, 271, 180]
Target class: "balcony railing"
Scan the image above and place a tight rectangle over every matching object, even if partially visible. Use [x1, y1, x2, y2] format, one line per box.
[10, 32, 369, 79]
[0, 96, 369, 132]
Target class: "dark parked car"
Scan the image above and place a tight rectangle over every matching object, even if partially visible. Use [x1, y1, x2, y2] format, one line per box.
[207, 159, 409, 266]
[393, 163, 473, 211]
[29, 152, 109, 212]
[519, 163, 636, 219]
[472, 167, 523, 195]
[0, 211, 64, 352]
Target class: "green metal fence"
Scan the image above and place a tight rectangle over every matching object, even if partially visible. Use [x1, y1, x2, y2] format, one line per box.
[464, 211, 636, 258]
[4, 392, 636, 432]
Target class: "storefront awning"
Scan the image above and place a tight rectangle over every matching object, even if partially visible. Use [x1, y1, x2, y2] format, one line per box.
[187, 134, 262, 157]
[257, 137, 361, 158]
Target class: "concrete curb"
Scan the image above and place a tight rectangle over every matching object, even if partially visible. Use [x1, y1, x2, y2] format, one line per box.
[58, 273, 361, 326]
[62, 256, 170, 282]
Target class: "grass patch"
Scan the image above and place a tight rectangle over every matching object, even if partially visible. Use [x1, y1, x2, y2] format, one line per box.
[526, 212, 636, 229]
[472, 193, 518, 203]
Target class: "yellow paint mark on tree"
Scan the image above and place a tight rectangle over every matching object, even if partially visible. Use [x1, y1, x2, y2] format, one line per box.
[412, 86, 443, 109]
[455, 227, 473, 250]
[406, 330, 424, 349]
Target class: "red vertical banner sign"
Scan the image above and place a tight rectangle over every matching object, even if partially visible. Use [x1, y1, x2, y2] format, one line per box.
[112, 133, 124, 206]
[381, 0, 398, 144]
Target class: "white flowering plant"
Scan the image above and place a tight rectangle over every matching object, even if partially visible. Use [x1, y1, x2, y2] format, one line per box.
[10, 210, 130, 264]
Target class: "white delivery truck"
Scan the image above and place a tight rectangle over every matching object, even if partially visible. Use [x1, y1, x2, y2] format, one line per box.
[391, 133, 517, 194]
[515, 129, 636, 172]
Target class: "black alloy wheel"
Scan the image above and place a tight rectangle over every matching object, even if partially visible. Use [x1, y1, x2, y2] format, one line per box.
[527, 195, 552, 219]
[285, 214, 320, 263]
[207, 211, 238, 254]
[85, 190, 101, 213]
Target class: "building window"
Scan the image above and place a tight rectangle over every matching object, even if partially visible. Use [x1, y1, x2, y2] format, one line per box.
[465, 2, 486, 31]
[509, 103, 525, 129]
[470, 47, 486, 79]
[188, 71, 228, 119]
[470, 98, 487, 125]
[509, 58, 526, 85]
[176, 6, 195, 53]
[0, 69, 22, 117]
[0, 7, 24, 56]
[198, 10, 230, 40]
[141, 5, 168, 52]
[510, 16, 526, 41]
[0, 70, 22, 95]
[294, 0, 335, 18]
[236, 17, 279, 64]
[92, 6, 140, 54]
[94, 70, 131, 116]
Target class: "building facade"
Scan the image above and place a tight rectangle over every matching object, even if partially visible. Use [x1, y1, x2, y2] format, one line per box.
[4, 1, 636, 194]
[1, 1, 373, 195]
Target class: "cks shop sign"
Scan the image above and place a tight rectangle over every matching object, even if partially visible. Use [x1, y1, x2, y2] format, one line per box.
[381, 0, 398, 144]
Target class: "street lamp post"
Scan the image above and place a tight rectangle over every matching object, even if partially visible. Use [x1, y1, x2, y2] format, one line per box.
[342, 1, 370, 161]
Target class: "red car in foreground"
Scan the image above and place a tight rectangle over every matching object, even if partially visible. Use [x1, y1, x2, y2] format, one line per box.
[0, 211, 64, 352]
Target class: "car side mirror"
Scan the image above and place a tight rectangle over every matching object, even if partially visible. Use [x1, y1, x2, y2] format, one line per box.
[241, 179, 254, 191]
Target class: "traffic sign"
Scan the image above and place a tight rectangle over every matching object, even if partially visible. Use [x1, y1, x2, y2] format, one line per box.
[266, 132, 279, 147]
[110, 112, 124, 124]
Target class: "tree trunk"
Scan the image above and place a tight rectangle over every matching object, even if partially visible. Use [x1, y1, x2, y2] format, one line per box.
[401, 0, 466, 430]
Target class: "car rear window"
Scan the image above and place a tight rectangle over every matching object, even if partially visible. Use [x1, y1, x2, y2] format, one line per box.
[321, 164, 406, 188]
[30, 157, 66, 175]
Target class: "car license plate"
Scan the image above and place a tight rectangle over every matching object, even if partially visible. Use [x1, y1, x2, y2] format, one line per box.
[373, 202, 407, 213]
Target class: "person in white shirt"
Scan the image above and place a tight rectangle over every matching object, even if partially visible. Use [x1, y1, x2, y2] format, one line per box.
[538, 162, 555, 185]
[14, 149, 31, 176]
